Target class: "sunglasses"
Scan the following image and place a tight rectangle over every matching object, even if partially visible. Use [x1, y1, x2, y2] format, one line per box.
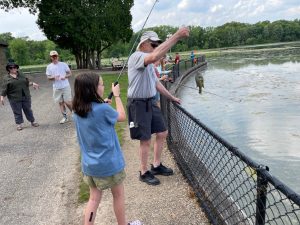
[51, 55, 58, 58]
[150, 42, 159, 48]
[9, 66, 17, 69]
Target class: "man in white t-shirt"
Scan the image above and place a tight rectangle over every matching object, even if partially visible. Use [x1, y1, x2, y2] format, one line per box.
[46, 50, 72, 124]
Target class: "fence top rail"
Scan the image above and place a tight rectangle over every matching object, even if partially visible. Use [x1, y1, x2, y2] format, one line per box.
[262, 169, 300, 205]
[172, 102, 300, 205]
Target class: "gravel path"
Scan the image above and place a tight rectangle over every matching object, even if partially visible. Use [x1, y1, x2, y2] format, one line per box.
[1, 71, 210, 225]
[0, 73, 80, 225]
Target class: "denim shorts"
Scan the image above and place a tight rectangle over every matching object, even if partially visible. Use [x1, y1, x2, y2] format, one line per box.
[83, 170, 126, 190]
[127, 97, 167, 140]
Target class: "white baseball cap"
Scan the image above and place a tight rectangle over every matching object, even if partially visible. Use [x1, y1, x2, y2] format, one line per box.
[49, 50, 59, 56]
[136, 31, 162, 50]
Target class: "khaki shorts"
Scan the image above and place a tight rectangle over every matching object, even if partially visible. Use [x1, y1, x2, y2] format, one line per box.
[83, 170, 126, 190]
[53, 86, 72, 103]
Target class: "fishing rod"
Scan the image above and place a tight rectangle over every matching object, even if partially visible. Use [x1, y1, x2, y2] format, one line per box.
[179, 84, 242, 103]
[107, 0, 159, 100]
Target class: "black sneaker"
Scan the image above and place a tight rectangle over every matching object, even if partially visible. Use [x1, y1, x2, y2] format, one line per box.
[139, 171, 160, 185]
[150, 163, 174, 176]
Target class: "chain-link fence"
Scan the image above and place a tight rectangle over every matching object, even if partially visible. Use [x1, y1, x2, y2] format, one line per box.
[160, 57, 300, 225]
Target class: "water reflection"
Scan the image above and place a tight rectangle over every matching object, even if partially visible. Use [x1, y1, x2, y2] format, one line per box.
[209, 48, 300, 71]
[178, 44, 300, 193]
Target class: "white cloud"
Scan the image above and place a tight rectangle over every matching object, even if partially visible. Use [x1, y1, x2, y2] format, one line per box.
[1, 0, 299, 40]
[0, 8, 46, 40]
[210, 4, 223, 13]
[250, 5, 265, 16]
[287, 6, 300, 15]
[178, 0, 189, 10]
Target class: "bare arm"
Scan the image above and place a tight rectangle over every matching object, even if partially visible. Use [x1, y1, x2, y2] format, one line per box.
[0, 96, 5, 105]
[156, 81, 181, 104]
[65, 70, 72, 78]
[144, 27, 190, 66]
[1, 81, 8, 105]
[28, 81, 39, 89]
[112, 83, 126, 122]
[47, 75, 55, 81]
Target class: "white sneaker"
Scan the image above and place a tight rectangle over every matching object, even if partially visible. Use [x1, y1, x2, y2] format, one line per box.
[128, 220, 142, 225]
[59, 117, 68, 124]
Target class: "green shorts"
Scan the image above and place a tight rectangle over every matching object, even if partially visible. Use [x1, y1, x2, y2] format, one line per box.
[83, 170, 126, 190]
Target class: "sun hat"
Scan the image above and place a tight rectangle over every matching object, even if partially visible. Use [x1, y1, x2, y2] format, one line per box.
[49, 50, 59, 56]
[6, 60, 19, 71]
[136, 31, 162, 50]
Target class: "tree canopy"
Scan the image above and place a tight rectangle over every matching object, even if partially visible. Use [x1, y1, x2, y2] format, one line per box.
[0, 0, 38, 13]
[36, 0, 133, 68]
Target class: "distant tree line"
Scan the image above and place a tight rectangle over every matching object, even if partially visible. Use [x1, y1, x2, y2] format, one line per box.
[0, 32, 74, 66]
[107, 19, 300, 58]
[1, 19, 299, 67]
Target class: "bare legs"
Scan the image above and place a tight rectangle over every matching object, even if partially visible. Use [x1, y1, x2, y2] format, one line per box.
[111, 183, 126, 225]
[140, 139, 151, 174]
[59, 101, 72, 114]
[84, 187, 102, 225]
[59, 102, 66, 115]
[84, 183, 126, 225]
[64, 100, 72, 112]
[153, 130, 168, 167]
[139, 130, 168, 174]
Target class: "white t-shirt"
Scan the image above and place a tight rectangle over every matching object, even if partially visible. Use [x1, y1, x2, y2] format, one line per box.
[46, 62, 70, 89]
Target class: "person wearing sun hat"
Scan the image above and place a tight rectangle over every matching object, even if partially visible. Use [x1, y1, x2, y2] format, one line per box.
[46, 50, 72, 124]
[1, 60, 39, 131]
[127, 27, 190, 185]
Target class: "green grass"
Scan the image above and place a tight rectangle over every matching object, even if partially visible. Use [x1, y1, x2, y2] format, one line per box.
[78, 72, 128, 203]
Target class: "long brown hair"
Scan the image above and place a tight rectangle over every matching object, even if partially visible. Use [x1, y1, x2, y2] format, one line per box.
[73, 72, 104, 117]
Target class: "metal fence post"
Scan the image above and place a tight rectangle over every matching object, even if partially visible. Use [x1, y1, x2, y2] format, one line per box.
[255, 165, 269, 225]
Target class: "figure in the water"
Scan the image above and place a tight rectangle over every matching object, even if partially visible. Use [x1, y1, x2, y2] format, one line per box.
[195, 73, 204, 94]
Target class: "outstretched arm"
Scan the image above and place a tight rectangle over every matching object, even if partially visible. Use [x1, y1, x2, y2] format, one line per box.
[144, 27, 190, 66]
[156, 81, 181, 104]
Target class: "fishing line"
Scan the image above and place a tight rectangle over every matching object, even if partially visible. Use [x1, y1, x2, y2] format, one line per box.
[107, 0, 159, 99]
[179, 84, 242, 103]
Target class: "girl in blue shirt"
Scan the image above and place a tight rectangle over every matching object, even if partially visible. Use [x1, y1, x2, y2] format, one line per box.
[73, 72, 141, 225]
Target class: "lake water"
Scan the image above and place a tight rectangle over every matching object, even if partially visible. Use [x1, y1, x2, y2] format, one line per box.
[178, 43, 300, 193]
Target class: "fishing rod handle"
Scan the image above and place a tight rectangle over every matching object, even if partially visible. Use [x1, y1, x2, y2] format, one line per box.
[107, 81, 119, 100]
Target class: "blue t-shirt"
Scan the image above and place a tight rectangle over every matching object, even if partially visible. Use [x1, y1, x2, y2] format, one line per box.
[73, 102, 125, 177]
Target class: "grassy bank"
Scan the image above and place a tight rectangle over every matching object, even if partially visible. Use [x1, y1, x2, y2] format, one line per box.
[78, 72, 128, 203]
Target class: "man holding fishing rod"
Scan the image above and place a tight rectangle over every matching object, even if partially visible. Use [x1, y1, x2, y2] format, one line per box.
[127, 27, 190, 185]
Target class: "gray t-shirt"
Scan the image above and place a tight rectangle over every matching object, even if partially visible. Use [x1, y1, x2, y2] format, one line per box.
[127, 51, 158, 98]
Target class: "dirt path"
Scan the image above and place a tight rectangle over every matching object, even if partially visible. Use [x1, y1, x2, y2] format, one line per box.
[0, 73, 80, 225]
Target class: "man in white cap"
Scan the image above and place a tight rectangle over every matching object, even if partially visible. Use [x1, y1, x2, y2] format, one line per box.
[46, 50, 72, 124]
[127, 27, 189, 185]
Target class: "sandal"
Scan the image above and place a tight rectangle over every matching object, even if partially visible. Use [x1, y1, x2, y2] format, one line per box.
[16, 124, 23, 131]
[31, 122, 39, 127]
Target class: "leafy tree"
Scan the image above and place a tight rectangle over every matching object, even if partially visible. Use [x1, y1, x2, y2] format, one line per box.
[0, 0, 38, 13]
[0, 32, 14, 43]
[37, 0, 133, 69]
[9, 38, 30, 65]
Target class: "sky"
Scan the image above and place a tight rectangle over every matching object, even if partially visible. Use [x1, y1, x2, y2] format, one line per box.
[0, 0, 299, 41]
